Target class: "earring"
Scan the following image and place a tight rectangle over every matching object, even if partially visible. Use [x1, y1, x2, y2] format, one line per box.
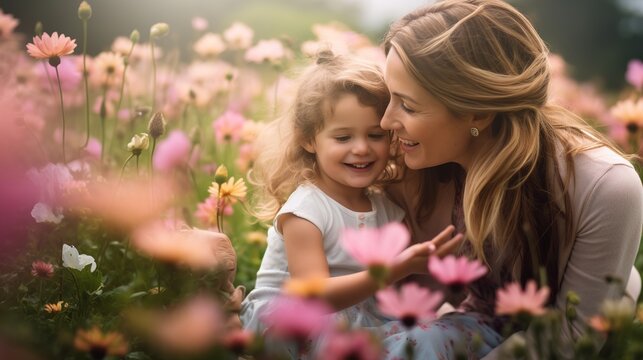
[470, 127, 479, 137]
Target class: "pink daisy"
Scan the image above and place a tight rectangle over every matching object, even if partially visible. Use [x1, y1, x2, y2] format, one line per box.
[428, 255, 488, 288]
[495, 280, 550, 316]
[322, 329, 382, 360]
[340, 222, 409, 267]
[376, 283, 443, 328]
[212, 110, 246, 143]
[260, 295, 332, 343]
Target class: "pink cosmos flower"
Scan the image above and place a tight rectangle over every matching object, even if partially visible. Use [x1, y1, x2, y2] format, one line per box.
[428, 255, 488, 287]
[626, 59, 643, 91]
[31, 260, 54, 278]
[212, 110, 246, 143]
[153, 130, 192, 171]
[260, 295, 333, 342]
[222, 329, 254, 355]
[495, 280, 550, 316]
[194, 194, 233, 229]
[193, 33, 226, 58]
[26, 32, 77, 61]
[191, 17, 209, 32]
[131, 222, 228, 270]
[223, 22, 254, 49]
[340, 222, 410, 267]
[376, 283, 443, 328]
[244, 39, 291, 64]
[0, 10, 19, 39]
[321, 330, 381, 360]
[152, 295, 224, 353]
[83, 138, 102, 161]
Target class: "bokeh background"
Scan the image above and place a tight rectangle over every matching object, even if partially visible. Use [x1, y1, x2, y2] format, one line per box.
[3, 0, 643, 90]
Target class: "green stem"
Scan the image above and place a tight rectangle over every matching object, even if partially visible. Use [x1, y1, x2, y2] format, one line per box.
[42, 61, 56, 96]
[217, 187, 224, 233]
[136, 154, 140, 176]
[108, 41, 136, 155]
[99, 84, 108, 168]
[54, 65, 67, 163]
[119, 153, 135, 182]
[149, 137, 157, 177]
[65, 268, 82, 306]
[151, 40, 157, 111]
[82, 19, 90, 148]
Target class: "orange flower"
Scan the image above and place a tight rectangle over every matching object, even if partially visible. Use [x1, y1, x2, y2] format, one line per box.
[283, 277, 327, 298]
[44, 301, 67, 313]
[74, 326, 129, 358]
[26, 32, 77, 62]
[588, 315, 610, 333]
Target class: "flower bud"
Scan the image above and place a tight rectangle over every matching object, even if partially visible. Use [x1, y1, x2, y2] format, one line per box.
[150, 22, 170, 39]
[127, 133, 150, 155]
[566, 290, 581, 305]
[214, 165, 228, 185]
[35, 22, 43, 36]
[147, 112, 166, 139]
[78, 1, 92, 21]
[130, 29, 140, 44]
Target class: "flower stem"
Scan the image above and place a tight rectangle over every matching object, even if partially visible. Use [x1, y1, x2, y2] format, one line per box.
[54, 65, 67, 163]
[136, 154, 140, 176]
[99, 85, 108, 168]
[151, 40, 157, 111]
[81, 19, 91, 148]
[119, 153, 135, 182]
[149, 137, 157, 177]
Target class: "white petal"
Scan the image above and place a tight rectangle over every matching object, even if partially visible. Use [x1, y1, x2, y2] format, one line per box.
[77, 254, 96, 272]
[31, 202, 63, 224]
[62, 244, 81, 269]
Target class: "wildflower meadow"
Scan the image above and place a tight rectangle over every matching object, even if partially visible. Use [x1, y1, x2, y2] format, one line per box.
[0, 2, 642, 359]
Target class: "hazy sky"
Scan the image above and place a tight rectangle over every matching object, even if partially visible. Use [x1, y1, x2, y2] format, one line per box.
[344, 0, 435, 30]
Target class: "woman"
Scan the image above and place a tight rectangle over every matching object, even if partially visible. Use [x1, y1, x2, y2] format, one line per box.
[380, 0, 642, 358]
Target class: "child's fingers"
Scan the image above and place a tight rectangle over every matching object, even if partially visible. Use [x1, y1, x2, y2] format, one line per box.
[433, 233, 463, 258]
[426, 224, 455, 248]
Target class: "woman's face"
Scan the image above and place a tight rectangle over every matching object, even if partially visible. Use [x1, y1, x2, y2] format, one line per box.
[381, 48, 475, 170]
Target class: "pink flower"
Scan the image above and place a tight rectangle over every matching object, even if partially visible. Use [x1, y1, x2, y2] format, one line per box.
[223, 22, 254, 49]
[212, 110, 246, 143]
[244, 39, 291, 64]
[495, 280, 550, 316]
[222, 329, 254, 355]
[260, 295, 333, 342]
[322, 330, 382, 360]
[31, 260, 54, 278]
[153, 295, 224, 353]
[340, 222, 409, 267]
[194, 194, 233, 229]
[26, 32, 77, 61]
[191, 16, 208, 31]
[131, 222, 229, 270]
[84, 138, 102, 161]
[428, 255, 488, 287]
[0, 10, 19, 39]
[193, 33, 226, 58]
[376, 283, 443, 328]
[153, 130, 192, 171]
[626, 59, 643, 90]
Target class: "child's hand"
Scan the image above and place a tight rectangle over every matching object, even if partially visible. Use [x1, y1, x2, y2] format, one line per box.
[392, 225, 464, 280]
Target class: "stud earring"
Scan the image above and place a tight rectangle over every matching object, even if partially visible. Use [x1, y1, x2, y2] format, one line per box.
[470, 127, 479, 137]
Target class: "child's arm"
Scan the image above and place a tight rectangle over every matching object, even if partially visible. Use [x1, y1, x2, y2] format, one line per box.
[281, 214, 462, 311]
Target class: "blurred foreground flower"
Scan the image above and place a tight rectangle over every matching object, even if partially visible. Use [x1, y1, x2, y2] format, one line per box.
[283, 277, 327, 298]
[260, 295, 333, 342]
[74, 326, 128, 359]
[0, 10, 19, 39]
[626, 59, 643, 91]
[376, 283, 443, 328]
[322, 329, 382, 360]
[495, 280, 550, 317]
[428, 255, 488, 289]
[62, 244, 96, 272]
[610, 98, 643, 133]
[65, 177, 177, 230]
[223, 22, 253, 49]
[131, 223, 235, 271]
[340, 222, 409, 285]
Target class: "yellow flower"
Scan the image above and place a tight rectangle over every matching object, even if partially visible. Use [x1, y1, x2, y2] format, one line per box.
[74, 326, 129, 357]
[208, 177, 247, 205]
[282, 277, 326, 298]
[213, 164, 229, 185]
[245, 231, 267, 246]
[44, 301, 68, 313]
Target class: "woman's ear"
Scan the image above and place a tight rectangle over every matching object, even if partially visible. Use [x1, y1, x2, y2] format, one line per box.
[470, 112, 496, 132]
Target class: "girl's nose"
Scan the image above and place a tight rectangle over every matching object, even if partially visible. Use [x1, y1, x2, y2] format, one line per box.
[352, 138, 369, 155]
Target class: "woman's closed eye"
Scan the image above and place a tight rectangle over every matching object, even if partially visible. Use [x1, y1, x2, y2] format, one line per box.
[400, 102, 415, 114]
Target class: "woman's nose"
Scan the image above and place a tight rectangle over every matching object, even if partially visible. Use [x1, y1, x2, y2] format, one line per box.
[380, 104, 398, 130]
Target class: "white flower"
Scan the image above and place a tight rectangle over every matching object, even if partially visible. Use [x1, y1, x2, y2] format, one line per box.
[31, 202, 64, 224]
[62, 244, 96, 272]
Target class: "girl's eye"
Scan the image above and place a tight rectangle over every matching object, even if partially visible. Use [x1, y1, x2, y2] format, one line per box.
[400, 102, 415, 114]
[368, 133, 386, 140]
[335, 136, 350, 142]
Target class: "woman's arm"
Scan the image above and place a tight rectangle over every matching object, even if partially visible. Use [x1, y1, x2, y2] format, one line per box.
[281, 214, 462, 310]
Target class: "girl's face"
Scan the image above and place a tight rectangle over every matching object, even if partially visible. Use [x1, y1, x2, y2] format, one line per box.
[381, 48, 475, 170]
[306, 93, 390, 198]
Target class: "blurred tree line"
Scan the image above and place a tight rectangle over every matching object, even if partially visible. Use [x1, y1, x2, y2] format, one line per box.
[2, 0, 642, 90]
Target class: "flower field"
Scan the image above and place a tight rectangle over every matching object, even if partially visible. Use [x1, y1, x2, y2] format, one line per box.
[0, 2, 641, 359]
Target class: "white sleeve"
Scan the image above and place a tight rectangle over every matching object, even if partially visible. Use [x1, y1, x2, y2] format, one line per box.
[556, 163, 642, 346]
[274, 187, 329, 238]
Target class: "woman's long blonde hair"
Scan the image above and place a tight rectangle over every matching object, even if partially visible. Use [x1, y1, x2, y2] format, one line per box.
[249, 51, 390, 222]
[385, 0, 626, 295]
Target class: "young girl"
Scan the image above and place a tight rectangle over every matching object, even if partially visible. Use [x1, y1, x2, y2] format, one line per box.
[240, 51, 459, 353]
